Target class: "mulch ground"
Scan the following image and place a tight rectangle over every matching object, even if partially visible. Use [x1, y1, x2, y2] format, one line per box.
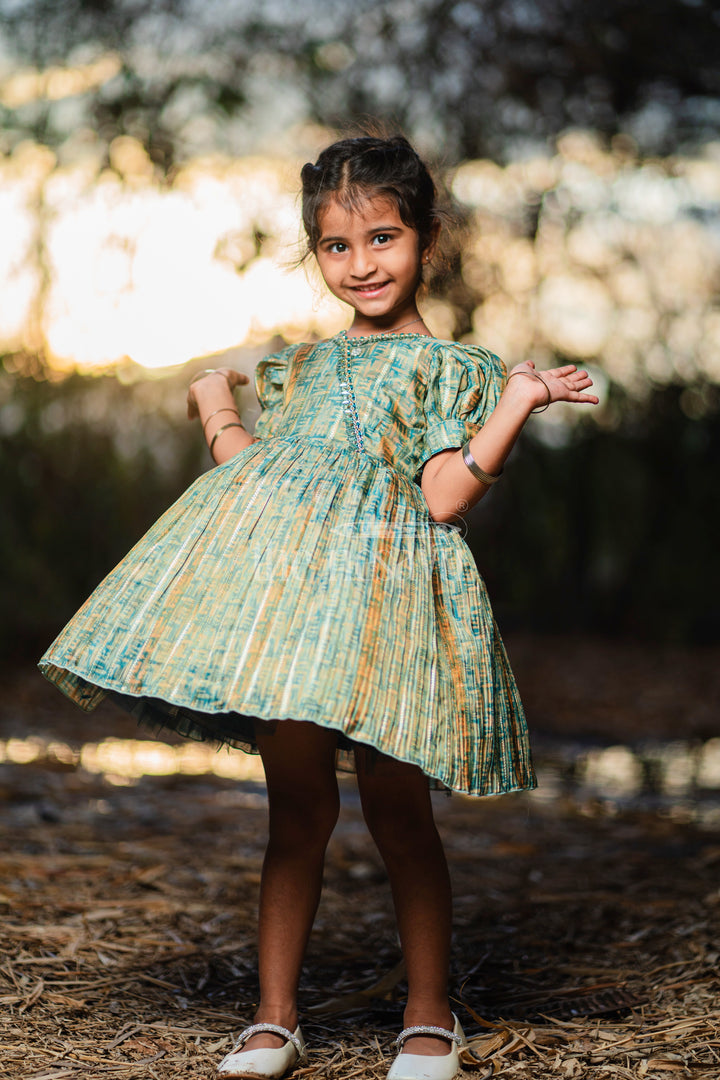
[1, 638, 719, 1080]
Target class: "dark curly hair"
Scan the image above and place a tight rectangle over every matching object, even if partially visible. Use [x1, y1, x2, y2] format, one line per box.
[300, 135, 440, 260]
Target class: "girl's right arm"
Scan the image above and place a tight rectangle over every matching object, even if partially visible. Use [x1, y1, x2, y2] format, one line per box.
[187, 368, 255, 464]
[421, 360, 598, 522]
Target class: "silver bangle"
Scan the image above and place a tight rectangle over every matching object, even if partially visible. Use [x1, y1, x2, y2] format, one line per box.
[507, 369, 552, 413]
[461, 442, 502, 485]
[189, 368, 234, 390]
[209, 421, 244, 458]
[202, 407, 239, 436]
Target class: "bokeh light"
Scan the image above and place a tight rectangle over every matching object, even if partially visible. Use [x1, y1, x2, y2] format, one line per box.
[1, 113, 717, 388]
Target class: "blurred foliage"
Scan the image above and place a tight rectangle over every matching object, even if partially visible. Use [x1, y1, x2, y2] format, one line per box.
[2, 358, 719, 667]
[471, 379, 720, 645]
[0, 358, 207, 663]
[0, 0, 718, 165]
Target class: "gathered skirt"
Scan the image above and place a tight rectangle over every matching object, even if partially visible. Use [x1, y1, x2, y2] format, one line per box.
[39, 435, 535, 796]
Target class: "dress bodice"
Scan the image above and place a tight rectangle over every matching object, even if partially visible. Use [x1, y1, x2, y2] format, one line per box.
[253, 331, 506, 483]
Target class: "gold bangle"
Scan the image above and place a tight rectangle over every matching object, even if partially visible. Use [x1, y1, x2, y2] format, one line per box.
[189, 368, 233, 390]
[507, 370, 552, 414]
[202, 407, 239, 436]
[461, 442, 502, 485]
[209, 422, 244, 458]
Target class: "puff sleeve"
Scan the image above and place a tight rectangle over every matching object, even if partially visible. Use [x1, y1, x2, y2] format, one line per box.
[252, 345, 297, 440]
[420, 343, 506, 467]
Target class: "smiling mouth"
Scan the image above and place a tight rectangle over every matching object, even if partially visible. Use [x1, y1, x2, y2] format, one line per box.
[351, 281, 390, 295]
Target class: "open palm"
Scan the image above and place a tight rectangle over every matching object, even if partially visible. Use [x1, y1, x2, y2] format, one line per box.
[508, 360, 599, 410]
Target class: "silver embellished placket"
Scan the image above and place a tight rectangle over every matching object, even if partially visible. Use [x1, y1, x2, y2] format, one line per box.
[336, 333, 366, 454]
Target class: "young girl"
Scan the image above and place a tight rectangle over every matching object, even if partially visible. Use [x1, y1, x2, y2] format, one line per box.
[40, 135, 597, 1080]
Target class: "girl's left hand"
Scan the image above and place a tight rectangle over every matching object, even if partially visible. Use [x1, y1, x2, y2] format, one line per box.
[507, 360, 600, 411]
[186, 367, 249, 419]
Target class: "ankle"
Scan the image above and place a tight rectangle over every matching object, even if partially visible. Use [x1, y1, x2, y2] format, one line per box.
[403, 1004, 454, 1031]
[253, 1003, 298, 1030]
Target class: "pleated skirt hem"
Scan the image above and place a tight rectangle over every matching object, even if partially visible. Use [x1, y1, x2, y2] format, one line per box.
[39, 660, 536, 798]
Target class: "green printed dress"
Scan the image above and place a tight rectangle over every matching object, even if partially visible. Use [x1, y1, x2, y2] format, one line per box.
[39, 331, 536, 796]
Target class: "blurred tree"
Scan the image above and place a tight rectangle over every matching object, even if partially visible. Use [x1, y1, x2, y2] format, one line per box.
[0, 359, 207, 662]
[1, 0, 718, 166]
[468, 380, 720, 645]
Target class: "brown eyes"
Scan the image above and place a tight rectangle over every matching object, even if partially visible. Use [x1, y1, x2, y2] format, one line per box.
[325, 234, 393, 254]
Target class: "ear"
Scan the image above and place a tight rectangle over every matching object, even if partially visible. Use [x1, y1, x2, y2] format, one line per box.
[421, 220, 441, 265]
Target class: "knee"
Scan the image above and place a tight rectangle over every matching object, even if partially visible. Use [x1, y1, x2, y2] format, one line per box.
[361, 797, 436, 861]
[268, 784, 340, 851]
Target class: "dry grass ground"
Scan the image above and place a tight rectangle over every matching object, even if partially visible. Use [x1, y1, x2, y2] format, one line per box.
[1, 640, 718, 1080]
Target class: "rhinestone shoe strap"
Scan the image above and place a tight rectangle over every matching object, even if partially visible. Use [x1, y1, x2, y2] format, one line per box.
[234, 1023, 304, 1056]
[394, 1024, 462, 1048]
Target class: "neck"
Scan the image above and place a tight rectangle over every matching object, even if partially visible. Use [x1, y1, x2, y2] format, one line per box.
[347, 313, 428, 338]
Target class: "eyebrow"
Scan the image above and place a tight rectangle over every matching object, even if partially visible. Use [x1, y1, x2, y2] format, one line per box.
[319, 225, 403, 244]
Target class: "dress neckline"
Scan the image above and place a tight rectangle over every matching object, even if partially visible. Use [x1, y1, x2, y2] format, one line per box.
[339, 329, 437, 343]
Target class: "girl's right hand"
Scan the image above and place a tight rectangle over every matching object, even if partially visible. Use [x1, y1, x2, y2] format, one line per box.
[186, 368, 249, 419]
[506, 360, 599, 413]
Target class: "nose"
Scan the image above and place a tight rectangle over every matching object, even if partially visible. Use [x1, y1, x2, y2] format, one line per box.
[348, 246, 377, 279]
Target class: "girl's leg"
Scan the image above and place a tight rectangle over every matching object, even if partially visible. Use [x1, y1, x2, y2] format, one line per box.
[245, 719, 340, 1051]
[354, 747, 454, 1057]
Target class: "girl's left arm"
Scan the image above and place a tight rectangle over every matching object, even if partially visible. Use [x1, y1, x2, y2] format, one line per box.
[421, 361, 598, 523]
[187, 368, 255, 464]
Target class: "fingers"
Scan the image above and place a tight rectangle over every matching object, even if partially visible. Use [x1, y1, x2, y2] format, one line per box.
[527, 363, 599, 408]
[564, 389, 599, 404]
[561, 368, 593, 388]
[549, 363, 579, 377]
[217, 367, 249, 387]
[186, 391, 199, 420]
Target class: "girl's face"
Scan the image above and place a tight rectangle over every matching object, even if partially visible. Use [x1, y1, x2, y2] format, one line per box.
[315, 193, 432, 332]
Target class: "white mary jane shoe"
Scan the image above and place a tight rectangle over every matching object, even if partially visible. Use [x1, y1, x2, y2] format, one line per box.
[216, 1023, 306, 1079]
[386, 1014, 466, 1080]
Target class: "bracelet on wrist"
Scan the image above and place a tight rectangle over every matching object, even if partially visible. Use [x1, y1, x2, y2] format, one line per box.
[461, 442, 502, 485]
[202, 407, 240, 436]
[189, 368, 234, 391]
[209, 421, 244, 459]
[507, 369, 552, 414]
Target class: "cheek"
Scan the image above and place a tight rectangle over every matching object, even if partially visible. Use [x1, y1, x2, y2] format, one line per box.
[315, 254, 336, 281]
[395, 250, 422, 282]
[315, 258, 345, 296]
